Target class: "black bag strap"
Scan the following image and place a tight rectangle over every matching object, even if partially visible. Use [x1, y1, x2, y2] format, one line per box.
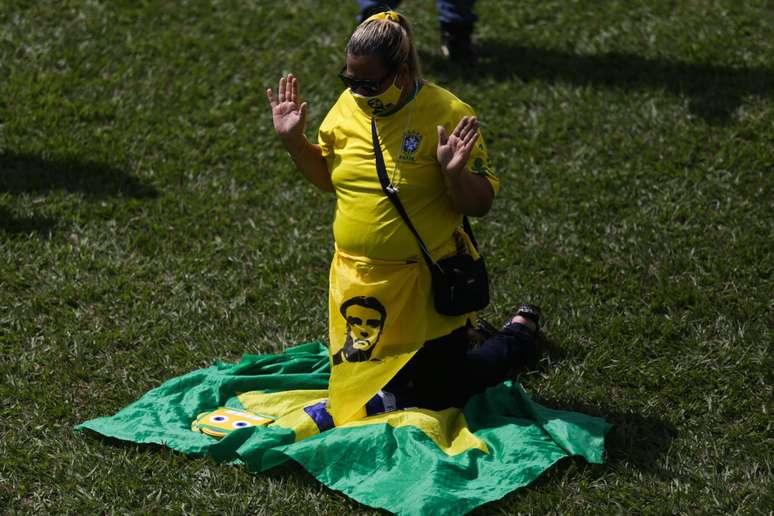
[371, 117, 480, 269]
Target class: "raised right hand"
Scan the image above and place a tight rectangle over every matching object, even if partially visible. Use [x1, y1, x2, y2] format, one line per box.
[266, 74, 308, 146]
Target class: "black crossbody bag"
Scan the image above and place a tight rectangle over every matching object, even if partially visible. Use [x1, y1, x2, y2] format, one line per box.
[371, 117, 489, 316]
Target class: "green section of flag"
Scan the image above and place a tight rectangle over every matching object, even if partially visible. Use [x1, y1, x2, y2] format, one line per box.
[76, 342, 329, 463]
[76, 342, 609, 515]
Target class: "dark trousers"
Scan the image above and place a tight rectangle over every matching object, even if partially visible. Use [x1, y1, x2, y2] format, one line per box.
[357, 0, 478, 24]
[384, 322, 536, 410]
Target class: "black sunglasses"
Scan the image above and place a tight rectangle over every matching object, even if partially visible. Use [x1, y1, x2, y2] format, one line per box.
[338, 65, 397, 95]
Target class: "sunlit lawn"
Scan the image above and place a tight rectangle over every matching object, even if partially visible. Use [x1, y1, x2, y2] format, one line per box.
[1, 1, 772, 513]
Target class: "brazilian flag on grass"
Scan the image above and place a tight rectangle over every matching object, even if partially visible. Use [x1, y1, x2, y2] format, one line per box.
[76, 342, 610, 515]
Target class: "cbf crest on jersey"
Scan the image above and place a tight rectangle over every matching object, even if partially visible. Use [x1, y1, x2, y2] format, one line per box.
[398, 130, 422, 161]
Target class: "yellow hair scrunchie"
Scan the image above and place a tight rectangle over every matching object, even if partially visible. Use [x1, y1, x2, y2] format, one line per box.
[365, 11, 401, 24]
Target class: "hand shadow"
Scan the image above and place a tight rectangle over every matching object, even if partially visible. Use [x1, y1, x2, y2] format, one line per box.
[422, 40, 774, 125]
[0, 151, 158, 235]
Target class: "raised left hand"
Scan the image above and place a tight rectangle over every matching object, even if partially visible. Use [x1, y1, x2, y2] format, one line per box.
[436, 116, 480, 178]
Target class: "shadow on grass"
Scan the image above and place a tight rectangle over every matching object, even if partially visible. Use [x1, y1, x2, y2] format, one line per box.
[422, 41, 774, 125]
[474, 396, 678, 513]
[0, 205, 57, 235]
[525, 336, 677, 477]
[0, 151, 158, 234]
[0, 151, 158, 198]
[539, 397, 677, 477]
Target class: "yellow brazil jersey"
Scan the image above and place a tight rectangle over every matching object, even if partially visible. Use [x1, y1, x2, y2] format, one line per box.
[317, 82, 499, 424]
[318, 81, 499, 261]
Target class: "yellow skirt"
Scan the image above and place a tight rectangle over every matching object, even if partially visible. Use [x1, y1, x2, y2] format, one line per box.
[326, 229, 478, 424]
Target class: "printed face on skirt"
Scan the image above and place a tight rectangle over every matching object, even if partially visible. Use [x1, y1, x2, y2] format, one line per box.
[345, 304, 385, 351]
[331, 296, 387, 365]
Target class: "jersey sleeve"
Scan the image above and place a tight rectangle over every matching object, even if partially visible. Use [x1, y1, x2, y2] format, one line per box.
[468, 130, 499, 195]
[317, 92, 350, 168]
[448, 101, 500, 195]
[317, 110, 335, 165]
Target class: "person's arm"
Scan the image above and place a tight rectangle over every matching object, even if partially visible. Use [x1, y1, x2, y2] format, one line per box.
[281, 137, 333, 193]
[436, 116, 494, 216]
[267, 74, 334, 193]
[444, 166, 493, 217]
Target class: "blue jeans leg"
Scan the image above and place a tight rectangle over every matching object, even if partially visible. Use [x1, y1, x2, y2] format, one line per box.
[358, 1, 477, 25]
[436, 0, 478, 24]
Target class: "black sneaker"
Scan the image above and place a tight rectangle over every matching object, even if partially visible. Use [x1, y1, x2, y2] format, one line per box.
[512, 304, 541, 332]
[501, 304, 542, 369]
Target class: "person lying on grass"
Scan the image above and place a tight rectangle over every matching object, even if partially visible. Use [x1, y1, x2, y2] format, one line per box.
[267, 10, 539, 425]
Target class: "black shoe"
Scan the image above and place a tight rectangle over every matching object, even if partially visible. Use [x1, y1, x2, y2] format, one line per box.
[501, 304, 542, 371]
[440, 22, 478, 65]
[499, 304, 541, 336]
[513, 304, 541, 332]
[471, 304, 541, 345]
[478, 304, 542, 334]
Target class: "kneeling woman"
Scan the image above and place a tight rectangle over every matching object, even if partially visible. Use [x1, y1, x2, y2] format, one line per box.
[267, 11, 538, 425]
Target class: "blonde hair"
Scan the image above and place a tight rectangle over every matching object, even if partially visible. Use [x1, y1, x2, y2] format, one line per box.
[345, 11, 422, 83]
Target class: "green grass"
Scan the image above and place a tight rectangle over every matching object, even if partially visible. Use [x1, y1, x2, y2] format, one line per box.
[1, 0, 772, 513]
